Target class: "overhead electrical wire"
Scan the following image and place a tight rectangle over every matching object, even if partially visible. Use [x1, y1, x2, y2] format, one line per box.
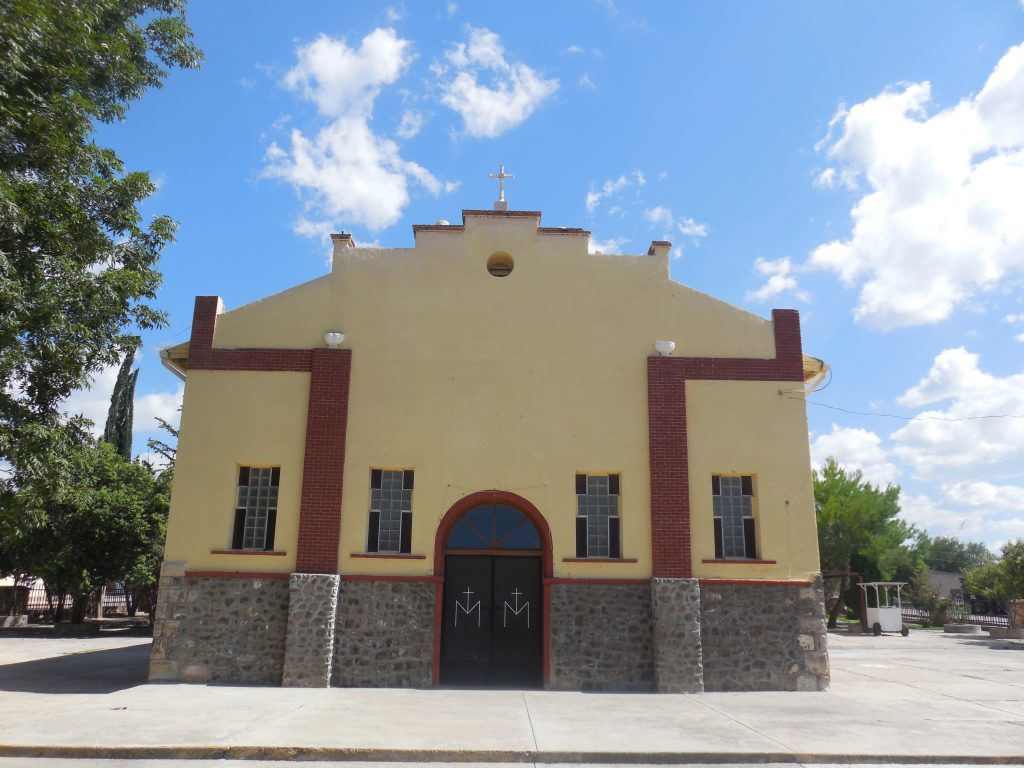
[784, 395, 1024, 422]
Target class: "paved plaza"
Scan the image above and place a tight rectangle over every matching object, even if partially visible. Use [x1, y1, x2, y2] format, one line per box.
[0, 628, 1021, 764]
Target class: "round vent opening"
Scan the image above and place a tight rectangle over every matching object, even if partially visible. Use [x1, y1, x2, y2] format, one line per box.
[487, 252, 514, 277]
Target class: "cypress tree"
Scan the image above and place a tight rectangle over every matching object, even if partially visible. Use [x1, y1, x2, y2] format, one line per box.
[103, 353, 138, 459]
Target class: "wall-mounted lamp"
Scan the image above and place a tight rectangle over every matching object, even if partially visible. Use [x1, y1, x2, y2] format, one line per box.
[654, 340, 676, 357]
[324, 331, 346, 349]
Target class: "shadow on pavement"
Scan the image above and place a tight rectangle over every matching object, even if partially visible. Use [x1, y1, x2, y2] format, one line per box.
[952, 635, 1024, 651]
[0, 643, 151, 694]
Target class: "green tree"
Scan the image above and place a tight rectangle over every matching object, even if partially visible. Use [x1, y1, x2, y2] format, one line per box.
[123, 415, 179, 618]
[924, 535, 993, 573]
[0, 0, 201, 485]
[814, 458, 921, 626]
[964, 539, 1024, 609]
[102, 350, 139, 460]
[146, 415, 179, 470]
[19, 440, 161, 623]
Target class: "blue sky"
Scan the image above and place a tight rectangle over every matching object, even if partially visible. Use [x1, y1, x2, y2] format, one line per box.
[69, 1, 1024, 552]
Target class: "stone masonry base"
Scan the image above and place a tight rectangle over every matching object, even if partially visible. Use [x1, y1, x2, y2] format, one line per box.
[150, 562, 829, 692]
[699, 575, 829, 691]
[332, 580, 434, 688]
[549, 583, 655, 691]
[282, 573, 340, 687]
[149, 562, 289, 684]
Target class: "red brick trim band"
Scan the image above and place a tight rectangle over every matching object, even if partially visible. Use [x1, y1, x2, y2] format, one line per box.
[647, 309, 804, 579]
[544, 577, 651, 586]
[295, 348, 352, 574]
[186, 296, 313, 372]
[342, 574, 442, 583]
[184, 571, 290, 580]
[209, 550, 287, 556]
[698, 578, 814, 587]
[349, 553, 427, 560]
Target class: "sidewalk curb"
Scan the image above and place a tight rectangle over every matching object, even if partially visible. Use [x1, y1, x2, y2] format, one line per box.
[2, 745, 1023, 764]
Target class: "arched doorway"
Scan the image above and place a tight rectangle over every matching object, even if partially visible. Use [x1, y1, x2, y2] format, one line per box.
[433, 492, 552, 687]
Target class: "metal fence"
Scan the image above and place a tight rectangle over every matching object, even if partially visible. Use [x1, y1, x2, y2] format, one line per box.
[901, 603, 1009, 628]
[22, 581, 130, 618]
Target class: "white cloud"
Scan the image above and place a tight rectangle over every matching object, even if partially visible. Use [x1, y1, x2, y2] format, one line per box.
[135, 387, 183, 433]
[809, 43, 1024, 329]
[62, 359, 183, 445]
[588, 236, 627, 254]
[808, 348, 1024, 548]
[586, 174, 630, 213]
[941, 480, 1024, 510]
[643, 205, 673, 228]
[396, 109, 424, 138]
[266, 29, 451, 233]
[282, 29, 412, 119]
[291, 216, 334, 242]
[641, 206, 707, 240]
[1004, 313, 1024, 323]
[63, 364, 120, 436]
[812, 166, 857, 191]
[385, 5, 404, 22]
[677, 217, 708, 238]
[747, 257, 810, 303]
[266, 119, 442, 232]
[446, 2, 457, 17]
[897, 347, 989, 407]
[810, 424, 901, 487]
[585, 171, 647, 214]
[812, 167, 835, 189]
[891, 347, 1024, 478]
[901, 492, 1023, 549]
[579, 73, 596, 89]
[439, 27, 558, 139]
[566, 44, 584, 54]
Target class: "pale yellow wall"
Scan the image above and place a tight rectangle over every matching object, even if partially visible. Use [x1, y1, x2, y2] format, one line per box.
[165, 371, 309, 572]
[165, 212, 820, 581]
[686, 380, 820, 580]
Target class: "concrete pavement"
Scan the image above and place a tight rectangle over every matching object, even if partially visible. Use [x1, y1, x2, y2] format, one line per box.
[0, 629, 1021, 763]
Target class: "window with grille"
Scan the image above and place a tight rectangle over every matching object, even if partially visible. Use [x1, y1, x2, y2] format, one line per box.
[575, 473, 621, 558]
[231, 467, 279, 551]
[712, 475, 756, 559]
[367, 468, 413, 554]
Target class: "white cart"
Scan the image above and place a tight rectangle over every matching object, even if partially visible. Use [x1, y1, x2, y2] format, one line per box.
[859, 581, 909, 636]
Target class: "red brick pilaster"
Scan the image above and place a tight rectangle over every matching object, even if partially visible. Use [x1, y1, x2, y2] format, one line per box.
[647, 309, 805, 578]
[188, 296, 221, 355]
[769, 308, 804, 381]
[648, 356, 691, 578]
[295, 349, 352, 574]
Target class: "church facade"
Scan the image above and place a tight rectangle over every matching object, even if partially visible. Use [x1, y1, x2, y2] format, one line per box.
[150, 206, 829, 692]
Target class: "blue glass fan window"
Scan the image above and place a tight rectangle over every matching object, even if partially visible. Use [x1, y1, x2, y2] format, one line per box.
[447, 504, 541, 550]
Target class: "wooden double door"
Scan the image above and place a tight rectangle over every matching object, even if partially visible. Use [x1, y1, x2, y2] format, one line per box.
[440, 555, 542, 687]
